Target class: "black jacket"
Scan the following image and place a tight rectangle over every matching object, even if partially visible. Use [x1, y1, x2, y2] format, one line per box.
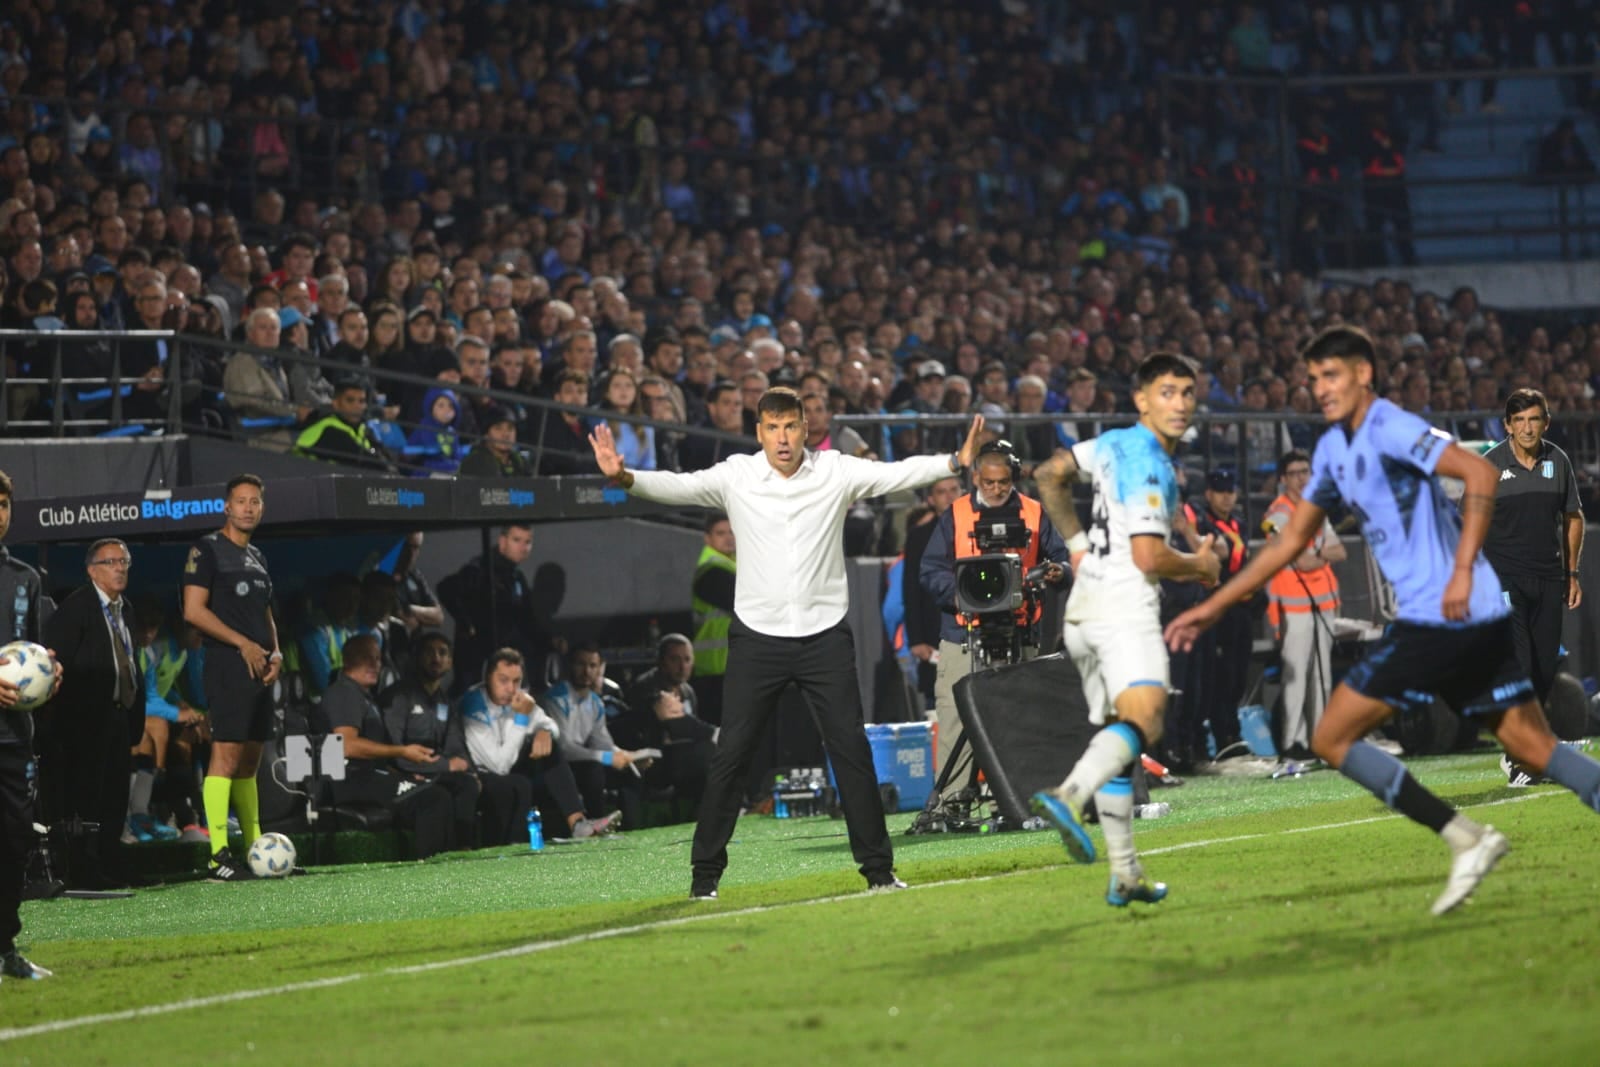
[37, 583, 145, 751]
[0, 547, 44, 747]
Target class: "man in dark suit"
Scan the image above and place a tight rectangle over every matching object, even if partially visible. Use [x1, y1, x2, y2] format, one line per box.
[38, 538, 145, 889]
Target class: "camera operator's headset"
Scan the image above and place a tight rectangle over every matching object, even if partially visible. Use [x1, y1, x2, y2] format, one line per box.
[973, 439, 1023, 483]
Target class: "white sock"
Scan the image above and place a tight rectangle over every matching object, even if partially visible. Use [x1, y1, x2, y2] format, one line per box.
[1060, 724, 1140, 806]
[1095, 784, 1137, 877]
[1440, 814, 1483, 854]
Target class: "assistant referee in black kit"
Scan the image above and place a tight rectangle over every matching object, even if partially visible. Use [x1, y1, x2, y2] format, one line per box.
[591, 387, 985, 899]
[181, 474, 283, 881]
[1482, 388, 1584, 713]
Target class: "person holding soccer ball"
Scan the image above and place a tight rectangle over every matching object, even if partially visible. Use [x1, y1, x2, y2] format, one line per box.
[182, 474, 283, 882]
[1166, 326, 1600, 915]
[0, 469, 60, 981]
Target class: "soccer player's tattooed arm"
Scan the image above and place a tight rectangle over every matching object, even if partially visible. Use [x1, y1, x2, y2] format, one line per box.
[1434, 442, 1499, 621]
[1035, 449, 1089, 563]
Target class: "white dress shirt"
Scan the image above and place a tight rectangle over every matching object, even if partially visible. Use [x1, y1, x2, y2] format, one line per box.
[631, 449, 957, 637]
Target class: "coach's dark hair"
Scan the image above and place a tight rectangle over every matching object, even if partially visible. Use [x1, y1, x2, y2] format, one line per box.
[1134, 352, 1196, 390]
[1302, 324, 1377, 367]
[756, 385, 804, 420]
[0, 469, 13, 499]
[704, 511, 730, 534]
[1277, 449, 1312, 477]
[1504, 387, 1549, 424]
[484, 646, 525, 682]
[86, 538, 129, 568]
[226, 473, 264, 497]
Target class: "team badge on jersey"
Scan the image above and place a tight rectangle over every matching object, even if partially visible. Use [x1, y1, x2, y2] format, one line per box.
[1541, 460, 1554, 479]
[235, 581, 250, 596]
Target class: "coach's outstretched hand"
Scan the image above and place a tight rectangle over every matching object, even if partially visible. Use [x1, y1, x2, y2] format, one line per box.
[955, 414, 987, 471]
[588, 424, 626, 481]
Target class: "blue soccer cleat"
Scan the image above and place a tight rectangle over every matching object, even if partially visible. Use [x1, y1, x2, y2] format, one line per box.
[1107, 870, 1168, 907]
[1030, 790, 1096, 864]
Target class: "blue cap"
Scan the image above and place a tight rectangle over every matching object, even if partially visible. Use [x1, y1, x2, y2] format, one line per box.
[278, 306, 305, 329]
[746, 313, 773, 329]
[87, 125, 113, 143]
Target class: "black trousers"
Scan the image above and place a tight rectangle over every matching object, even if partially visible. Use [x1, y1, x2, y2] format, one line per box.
[1208, 604, 1253, 747]
[0, 743, 33, 954]
[1503, 573, 1568, 703]
[330, 769, 469, 859]
[569, 759, 644, 831]
[479, 747, 590, 844]
[691, 616, 893, 887]
[477, 772, 532, 847]
[653, 740, 712, 810]
[696, 673, 725, 728]
[38, 709, 131, 885]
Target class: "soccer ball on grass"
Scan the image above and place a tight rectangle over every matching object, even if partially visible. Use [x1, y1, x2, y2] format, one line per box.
[0, 641, 57, 711]
[247, 832, 298, 878]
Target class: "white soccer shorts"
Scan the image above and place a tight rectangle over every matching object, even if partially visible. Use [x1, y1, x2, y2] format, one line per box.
[1063, 616, 1170, 725]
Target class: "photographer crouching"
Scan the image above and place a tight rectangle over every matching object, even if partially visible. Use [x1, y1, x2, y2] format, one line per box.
[920, 441, 1071, 777]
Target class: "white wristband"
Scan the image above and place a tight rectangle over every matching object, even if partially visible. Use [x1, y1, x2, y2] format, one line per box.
[1067, 532, 1090, 555]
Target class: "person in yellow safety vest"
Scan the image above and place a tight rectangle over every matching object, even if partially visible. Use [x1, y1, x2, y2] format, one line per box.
[1263, 449, 1346, 759]
[691, 512, 736, 727]
[919, 441, 1069, 776]
[293, 377, 397, 472]
[299, 573, 360, 702]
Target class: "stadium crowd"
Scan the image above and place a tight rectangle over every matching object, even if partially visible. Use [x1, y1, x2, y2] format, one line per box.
[0, 0, 1594, 490]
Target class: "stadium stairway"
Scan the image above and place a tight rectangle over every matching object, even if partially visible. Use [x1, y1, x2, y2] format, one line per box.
[1408, 59, 1600, 263]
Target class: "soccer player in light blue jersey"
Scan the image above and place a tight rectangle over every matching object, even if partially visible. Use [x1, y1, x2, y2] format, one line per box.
[1030, 353, 1222, 907]
[1167, 325, 1600, 915]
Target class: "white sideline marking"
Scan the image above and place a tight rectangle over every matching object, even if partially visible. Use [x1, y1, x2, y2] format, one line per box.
[0, 790, 1563, 1043]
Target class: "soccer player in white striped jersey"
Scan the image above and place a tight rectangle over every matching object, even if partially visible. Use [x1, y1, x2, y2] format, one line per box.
[1030, 353, 1221, 906]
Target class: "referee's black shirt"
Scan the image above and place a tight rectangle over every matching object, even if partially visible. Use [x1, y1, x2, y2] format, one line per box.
[181, 533, 275, 648]
[1482, 439, 1581, 581]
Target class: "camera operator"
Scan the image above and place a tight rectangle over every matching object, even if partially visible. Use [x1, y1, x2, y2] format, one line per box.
[920, 441, 1069, 775]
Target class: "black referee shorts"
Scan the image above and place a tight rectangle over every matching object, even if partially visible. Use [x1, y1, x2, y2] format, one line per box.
[1342, 617, 1535, 718]
[203, 649, 277, 743]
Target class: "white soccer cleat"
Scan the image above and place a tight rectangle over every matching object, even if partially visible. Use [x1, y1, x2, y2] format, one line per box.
[1432, 826, 1509, 916]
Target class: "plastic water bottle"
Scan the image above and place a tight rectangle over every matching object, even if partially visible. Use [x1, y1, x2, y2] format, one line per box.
[526, 808, 544, 851]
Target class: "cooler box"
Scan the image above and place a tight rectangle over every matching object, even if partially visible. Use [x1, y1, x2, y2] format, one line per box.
[828, 722, 934, 812]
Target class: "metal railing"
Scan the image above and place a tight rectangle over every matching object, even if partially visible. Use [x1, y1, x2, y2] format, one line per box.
[6, 329, 1599, 524]
[835, 408, 1600, 532]
[0, 329, 753, 473]
[1159, 65, 1600, 266]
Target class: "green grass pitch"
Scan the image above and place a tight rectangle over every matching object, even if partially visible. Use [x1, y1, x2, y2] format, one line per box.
[3, 752, 1598, 1066]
